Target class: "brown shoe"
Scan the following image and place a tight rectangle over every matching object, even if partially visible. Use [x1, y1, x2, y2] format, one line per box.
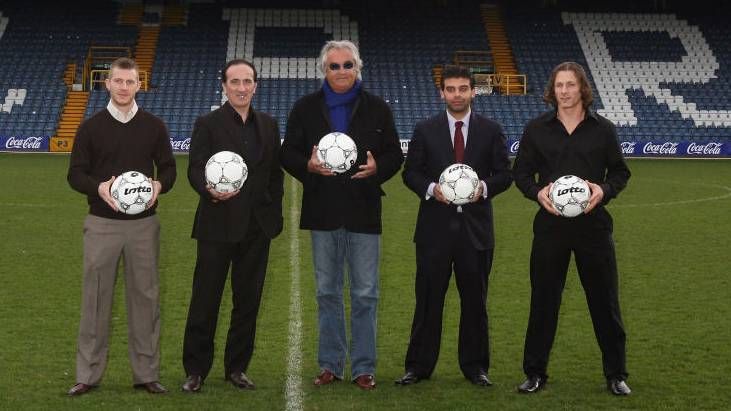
[354, 374, 376, 390]
[67, 383, 95, 396]
[227, 371, 255, 389]
[133, 381, 168, 394]
[314, 369, 340, 386]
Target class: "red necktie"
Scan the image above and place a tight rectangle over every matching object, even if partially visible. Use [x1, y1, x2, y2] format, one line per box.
[454, 120, 464, 163]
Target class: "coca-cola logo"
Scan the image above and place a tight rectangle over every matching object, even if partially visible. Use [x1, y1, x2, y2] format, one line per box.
[5, 136, 42, 149]
[510, 141, 520, 153]
[642, 142, 678, 155]
[620, 141, 636, 154]
[170, 137, 191, 151]
[686, 142, 722, 155]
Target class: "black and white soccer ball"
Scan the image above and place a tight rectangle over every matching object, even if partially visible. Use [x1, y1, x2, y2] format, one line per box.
[110, 171, 153, 215]
[316, 132, 358, 173]
[438, 163, 480, 205]
[550, 175, 590, 217]
[205, 150, 248, 193]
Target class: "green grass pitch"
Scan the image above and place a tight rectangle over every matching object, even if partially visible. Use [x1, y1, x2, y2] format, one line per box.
[0, 153, 729, 410]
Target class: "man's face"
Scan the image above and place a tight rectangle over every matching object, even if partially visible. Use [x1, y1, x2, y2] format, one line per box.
[440, 77, 474, 115]
[554, 70, 583, 111]
[223, 63, 257, 111]
[325, 48, 357, 93]
[105, 67, 140, 109]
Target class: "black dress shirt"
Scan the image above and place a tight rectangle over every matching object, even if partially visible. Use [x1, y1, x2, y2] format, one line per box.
[513, 110, 630, 207]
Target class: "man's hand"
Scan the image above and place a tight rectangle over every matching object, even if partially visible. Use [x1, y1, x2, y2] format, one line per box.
[433, 183, 450, 204]
[538, 183, 560, 216]
[147, 179, 162, 209]
[584, 181, 604, 214]
[98, 176, 119, 212]
[351, 150, 377, 179]
[307, 145, 335, 176]
[207, 186, 240, 203]
[469, 182, 484, 203]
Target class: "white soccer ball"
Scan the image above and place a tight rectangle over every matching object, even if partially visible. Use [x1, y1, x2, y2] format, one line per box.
[205, 150, 248, 193]
[550, 175, 591, 218]
[438, 163, 480, 205]
[110, 171, 154, 215]
[316, 132, 358, 173]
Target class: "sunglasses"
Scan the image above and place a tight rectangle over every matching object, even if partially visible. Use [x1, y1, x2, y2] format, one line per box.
[328, 61, 355, 71]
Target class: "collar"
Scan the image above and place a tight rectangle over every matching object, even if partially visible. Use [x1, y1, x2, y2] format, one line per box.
[546, 108, 599, 124]
[107, 100, 138, 123]
[447, 108, 471, 130]
[224, 101, 255, 125]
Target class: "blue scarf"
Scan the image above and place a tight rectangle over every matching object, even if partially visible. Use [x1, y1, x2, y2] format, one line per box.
[323, 80, 361, 133]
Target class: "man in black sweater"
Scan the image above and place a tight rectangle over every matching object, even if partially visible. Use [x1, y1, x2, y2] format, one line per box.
[66, 57, 176, 396]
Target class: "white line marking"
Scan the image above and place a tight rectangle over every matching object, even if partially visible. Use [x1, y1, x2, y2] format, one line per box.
[285, 176, 304, 411]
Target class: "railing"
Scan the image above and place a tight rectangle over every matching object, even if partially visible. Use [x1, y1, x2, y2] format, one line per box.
[82, 46, 133, 91]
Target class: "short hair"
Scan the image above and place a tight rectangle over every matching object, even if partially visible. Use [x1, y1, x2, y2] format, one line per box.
[109, 57, 138, 77]
[221, 59, 257, 83]
[543, 61, 594, 109]
[440, 65, 475, 89]
[318, 40, 363, 80]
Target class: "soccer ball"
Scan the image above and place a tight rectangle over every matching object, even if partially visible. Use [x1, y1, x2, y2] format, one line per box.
[316, 132, 358, 173]
[550, 175, 591, 217]
[205, 150, 248, 193]
[438, 163, 480, 205]
[110, 171, 154, 215]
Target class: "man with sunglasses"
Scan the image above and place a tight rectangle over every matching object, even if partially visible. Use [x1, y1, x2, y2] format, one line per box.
[281, 40, 403, 390]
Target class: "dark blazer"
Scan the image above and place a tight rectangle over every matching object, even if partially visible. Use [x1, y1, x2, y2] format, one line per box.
[280, 88, 403, 234]
[403, 111, 512, 250]
[188, 102, 284, 242]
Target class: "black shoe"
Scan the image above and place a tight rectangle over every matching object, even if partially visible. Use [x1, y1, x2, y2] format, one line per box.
[518, 375, 546, 393]
[182, 375, 203, 393]
[469, 371, 493, 387]
[607, 378, 631, 396]
[394, 371, 421, 385]
[227, 371, 255, 389]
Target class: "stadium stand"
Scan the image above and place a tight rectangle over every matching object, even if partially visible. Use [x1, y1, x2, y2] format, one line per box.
[0, 0, 728, 157]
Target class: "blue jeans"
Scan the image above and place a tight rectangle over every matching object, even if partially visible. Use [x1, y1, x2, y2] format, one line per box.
[311, 228, 380, 379]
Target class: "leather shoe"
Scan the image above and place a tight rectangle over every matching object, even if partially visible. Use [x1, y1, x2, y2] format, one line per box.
[518, 375, 546, 393]
[227, 371, 255, 389]
[67, 383, 95, 396]
[469, 371, 493, 387]
[607, 378, 631, 395]
[182, 375, 203, 393]
[394, 371, 421, 385]
[133, 381, 168, 394]
[314, 369, 340, 386]
[354, 374, 376, 390]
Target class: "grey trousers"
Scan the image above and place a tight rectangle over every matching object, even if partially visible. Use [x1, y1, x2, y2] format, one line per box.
[75, 214, 161, 385]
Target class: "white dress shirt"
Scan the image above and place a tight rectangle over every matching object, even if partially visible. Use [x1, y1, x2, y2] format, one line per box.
[107, 100, 139, 124]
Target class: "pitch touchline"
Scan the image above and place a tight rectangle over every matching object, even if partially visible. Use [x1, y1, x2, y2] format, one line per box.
[612, 183, 731, 208]
[285, 176, 304, 411]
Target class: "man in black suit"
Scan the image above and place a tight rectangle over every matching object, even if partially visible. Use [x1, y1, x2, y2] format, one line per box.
[181, 59, 283, 392]
[396, 65, 512, 387]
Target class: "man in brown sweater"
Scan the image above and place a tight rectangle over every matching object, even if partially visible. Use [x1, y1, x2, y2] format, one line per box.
[66, 57, 176, 396]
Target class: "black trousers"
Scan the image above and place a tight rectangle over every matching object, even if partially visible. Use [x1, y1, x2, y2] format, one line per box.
[405, 215, 493, 379]
[523, 210, 627, 380]
[183, 222, 270, 379]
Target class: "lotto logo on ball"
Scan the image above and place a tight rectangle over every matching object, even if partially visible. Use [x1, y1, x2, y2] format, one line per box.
[438, 163, 480, 206]
[205, 150, 248, 193]
[110, 171, 154, 215]
[317, 132, 358, 173]
[549, 175, 590, 218]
